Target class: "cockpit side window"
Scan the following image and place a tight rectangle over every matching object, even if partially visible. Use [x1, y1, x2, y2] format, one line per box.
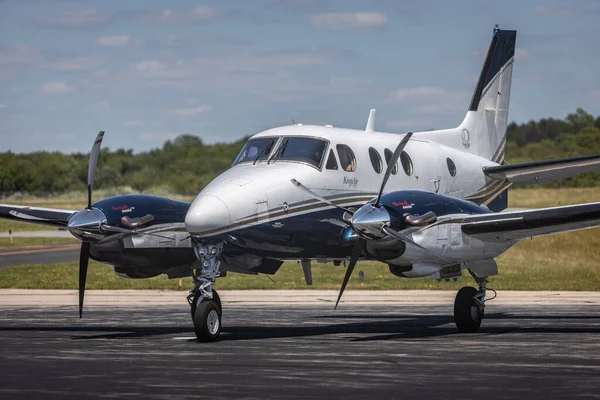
[233, 137, 278, 165]
[271, 137, 328, 168]
[384, 148, 398, 175]
[336, 144, 356, 172]
[325, 149, 338, 170]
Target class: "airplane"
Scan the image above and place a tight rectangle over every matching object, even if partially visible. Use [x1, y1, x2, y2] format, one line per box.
[2, 26, 600, 342]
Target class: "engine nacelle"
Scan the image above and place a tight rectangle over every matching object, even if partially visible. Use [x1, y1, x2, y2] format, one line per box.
[388, 261, 442, 278]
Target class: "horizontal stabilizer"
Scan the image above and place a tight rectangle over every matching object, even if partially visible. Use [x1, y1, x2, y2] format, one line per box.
[483, 154, 600, 185]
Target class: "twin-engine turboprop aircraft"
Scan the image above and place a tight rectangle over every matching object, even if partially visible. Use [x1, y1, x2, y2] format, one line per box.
[2, 27, 600, 341]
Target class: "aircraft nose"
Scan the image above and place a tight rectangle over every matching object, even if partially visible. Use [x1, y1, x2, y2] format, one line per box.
[185, 195, 231, 236]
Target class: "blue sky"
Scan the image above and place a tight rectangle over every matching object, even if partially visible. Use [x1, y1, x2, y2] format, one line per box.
[1, 0, 599, 154]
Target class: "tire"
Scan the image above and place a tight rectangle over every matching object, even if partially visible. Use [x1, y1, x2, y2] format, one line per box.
[454, 286, 482, 333]
[193, 299, 222, 341]
[191, 289, 222, 319]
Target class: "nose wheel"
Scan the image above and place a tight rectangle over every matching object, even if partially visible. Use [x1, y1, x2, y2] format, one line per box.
[191, 291, 222, 341]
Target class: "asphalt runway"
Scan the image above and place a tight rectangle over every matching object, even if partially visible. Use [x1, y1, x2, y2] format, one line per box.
[0, 243, 79, 267]
[0, 292, 599, 399]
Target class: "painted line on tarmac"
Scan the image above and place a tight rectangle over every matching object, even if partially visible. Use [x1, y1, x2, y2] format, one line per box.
[0, 244, 80, 256]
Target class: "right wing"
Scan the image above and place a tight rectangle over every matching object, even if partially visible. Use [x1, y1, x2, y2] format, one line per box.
[0, 204, 77, 229]
[456, 202, 600, 241]
[483, 154, 600, 185]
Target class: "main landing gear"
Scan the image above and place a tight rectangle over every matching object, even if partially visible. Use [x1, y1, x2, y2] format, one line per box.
[454, 271, 489, 333]
[187, 242, 223, 341]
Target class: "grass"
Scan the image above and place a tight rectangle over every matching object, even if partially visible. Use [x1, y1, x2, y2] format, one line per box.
[0, 229, 598, 290]
[0, 237, 78, 248]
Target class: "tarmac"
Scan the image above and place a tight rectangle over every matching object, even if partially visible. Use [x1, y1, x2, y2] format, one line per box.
[0, 243, 80, 267]
[0, 290, 598, 399]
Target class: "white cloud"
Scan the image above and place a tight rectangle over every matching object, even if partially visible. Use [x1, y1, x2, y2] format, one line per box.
[95, 35, 140, 47]
[534, 6, 577, 15]
[515, 48, 530, 60]
[125, 120, 146, 127]
[311, 12, 388, 30]
[190, 6, 220, 20]
[0, 45, 42, 65]
[391, 86, 444, 101]
[94, 100, 111, 111]
[47, 56, 102, 71]
[169, 105, 213, 116]
[138, 131, 181, 142]
[40, 10, 110, 28]
[39, 81, 77, 94]
[136, 6, 220, 22]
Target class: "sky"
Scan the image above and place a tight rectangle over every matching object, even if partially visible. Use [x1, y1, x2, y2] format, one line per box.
[1, 0, 599, 154]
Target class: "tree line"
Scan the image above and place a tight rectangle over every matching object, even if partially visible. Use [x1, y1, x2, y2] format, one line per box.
[1, 109, 599, 195]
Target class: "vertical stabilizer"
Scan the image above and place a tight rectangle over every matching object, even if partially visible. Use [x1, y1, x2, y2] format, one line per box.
[461, 27, 516, 163]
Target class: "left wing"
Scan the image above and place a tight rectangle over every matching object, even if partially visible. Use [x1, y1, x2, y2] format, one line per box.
[453, 202, 600, 241]
[0, 204, 77, 229]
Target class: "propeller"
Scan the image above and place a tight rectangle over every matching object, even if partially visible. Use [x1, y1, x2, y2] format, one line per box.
[374, 132, 412, 207]
[79, 131, 104, 318]
[335, 238, 366, 309]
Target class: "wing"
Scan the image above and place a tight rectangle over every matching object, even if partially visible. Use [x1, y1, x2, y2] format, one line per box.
[0, 204, 77, 229]
[454, 202, 600, 241]
[483, 154, 600, 185]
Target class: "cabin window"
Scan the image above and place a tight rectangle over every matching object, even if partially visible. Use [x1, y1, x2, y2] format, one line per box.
[384, 148, 399, 175]
[270, 137, 328, 168]
[446, 157, 457, 177]
[233, 137, 278, 165]
[325, 149, 338, 170]
[400, 151, 413, 176]
[336, 144, 356, 172]
[368, 147, 383, 174]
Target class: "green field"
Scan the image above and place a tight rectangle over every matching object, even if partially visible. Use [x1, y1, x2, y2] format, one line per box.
[0, 228, 598, 291]
[0, 237, 78, 248]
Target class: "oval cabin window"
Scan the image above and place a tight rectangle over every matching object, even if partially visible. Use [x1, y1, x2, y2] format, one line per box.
[446, 157, 456, 177]
[400, 151, 413, 176]
[336, 144, 356, 172]
[384, 148, 398, 175]
[368, 147, 383, 174]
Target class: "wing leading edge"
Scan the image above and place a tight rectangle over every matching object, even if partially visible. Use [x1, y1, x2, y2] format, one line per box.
[483, 154, 600, 185]
[0, 204, 77, 229]
[458, 202, 600, 241]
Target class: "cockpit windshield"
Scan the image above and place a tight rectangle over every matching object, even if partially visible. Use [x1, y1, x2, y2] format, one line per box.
[270, 137, 328, 168]
[233, 137, 277, 165]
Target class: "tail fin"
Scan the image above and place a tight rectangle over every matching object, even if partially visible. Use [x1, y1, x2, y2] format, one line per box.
[460, 27, 516, 163]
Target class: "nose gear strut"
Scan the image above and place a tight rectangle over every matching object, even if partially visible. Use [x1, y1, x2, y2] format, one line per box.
[188, 241, 224, 341]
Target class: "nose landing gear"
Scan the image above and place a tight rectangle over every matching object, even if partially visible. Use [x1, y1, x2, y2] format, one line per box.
[188, 242, 223, 341]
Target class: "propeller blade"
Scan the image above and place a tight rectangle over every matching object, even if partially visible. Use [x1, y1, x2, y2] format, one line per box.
[374, 132, 413, 207]
[290, 179, 355, 214]
[381, 225, 450, 264]
[87, 131, 105, 209]
[79, 241, 90, 318]
[335, 238, 366, 310]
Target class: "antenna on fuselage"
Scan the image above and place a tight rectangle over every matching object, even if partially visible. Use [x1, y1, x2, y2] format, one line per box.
[365, 109, 376, 132]
[292, 119, 296, 125]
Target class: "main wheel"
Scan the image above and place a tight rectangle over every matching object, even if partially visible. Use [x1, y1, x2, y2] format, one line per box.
[454, 286, 482, 333]
[193, 299, 222, 341]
